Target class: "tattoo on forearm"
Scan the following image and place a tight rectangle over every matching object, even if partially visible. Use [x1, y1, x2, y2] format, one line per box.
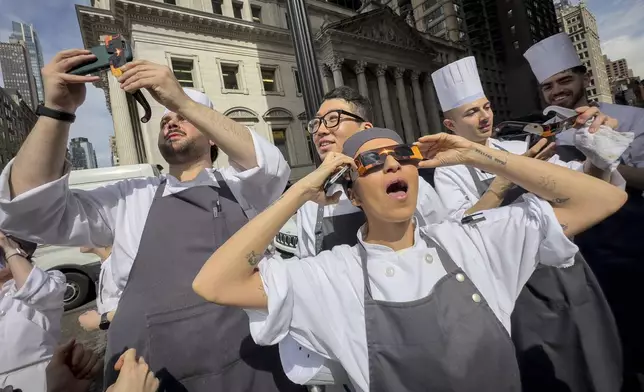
[246, 250, 261, 267]
[258, 283, 267, 298]
[561, 223, 568, 232]
[538, 176, 557, 192]
[473, 148, 507, 166]
[551, 197, 570, 204]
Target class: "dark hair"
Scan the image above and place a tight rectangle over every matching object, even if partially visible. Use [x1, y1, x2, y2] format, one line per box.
[322, 86, 374, 123]
[210, 145, 219, 163]
[570, 65, 587, 75]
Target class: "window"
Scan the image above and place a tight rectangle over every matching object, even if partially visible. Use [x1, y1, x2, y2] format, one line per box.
[285, 13, 290, 29]
[513, 41, 519, 49]
[527, 9, 532, 17]
[171, 58, 195, 88]
[508, 9, 513, 18]
[164, 0, 176, 4]
[220, 64, 240, 90]
[583, 42, 587, 48]
[261, 66, 278, 93]
[251, 5, 262, 23]
[211, 0, 222, 14]
[272, 128, 290, 163]
[293, 69, 302, 95]
[233, 2, 243, 19]
[529, 25, 535, 33]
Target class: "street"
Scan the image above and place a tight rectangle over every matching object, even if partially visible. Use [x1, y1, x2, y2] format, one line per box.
[61, 301, 105, 392]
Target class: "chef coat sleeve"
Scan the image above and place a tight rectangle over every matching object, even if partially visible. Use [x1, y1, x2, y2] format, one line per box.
[245, 251, 347, 360]
[0, 159, 150, 247]
[220, 130, 291, 211]
[12, 268, 66, 313]
[417, 177, 448, 224]
[294, 202, 316, 258]
[470, 193, 579, 302]
[549, 155, 626, 189]
[433, 167, 475, 220]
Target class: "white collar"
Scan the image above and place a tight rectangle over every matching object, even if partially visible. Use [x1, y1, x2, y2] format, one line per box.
[355, 217, 423, 258]
[163, 168, 220, 189]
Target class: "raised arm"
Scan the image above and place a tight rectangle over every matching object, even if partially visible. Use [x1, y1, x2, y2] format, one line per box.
[417, 134, 627, 236]
[118, 61, 257, 169]
[193, 153, 353, 308]
[10, 50, 100, 197]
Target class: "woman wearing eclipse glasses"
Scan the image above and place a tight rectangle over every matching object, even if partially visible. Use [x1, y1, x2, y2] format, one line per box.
[193, 128, 626, 392]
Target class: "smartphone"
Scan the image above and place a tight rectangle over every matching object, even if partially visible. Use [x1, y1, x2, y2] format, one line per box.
[324, 165, 351, 193]
[67, 36, 133, 76]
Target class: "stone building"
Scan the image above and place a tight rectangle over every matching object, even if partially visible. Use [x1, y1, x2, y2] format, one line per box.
[0, 88, 37, 172]
[77, 0, 464, 180]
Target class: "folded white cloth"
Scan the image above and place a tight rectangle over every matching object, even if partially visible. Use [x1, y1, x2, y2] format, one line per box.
[573, 123, 634, 171]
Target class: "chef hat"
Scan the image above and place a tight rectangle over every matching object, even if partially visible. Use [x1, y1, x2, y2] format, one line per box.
[524, 33, 584, 84]
[431, 56, 485, 112]
[163, 88, 214, 116]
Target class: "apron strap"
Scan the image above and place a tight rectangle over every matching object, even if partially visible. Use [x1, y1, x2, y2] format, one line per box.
[465, 165, 489, 197]
[212, 170, 250, 219]
[314, 205, 325, 255]
[358, 225, 461, 300]
[154, 180, 167, 200]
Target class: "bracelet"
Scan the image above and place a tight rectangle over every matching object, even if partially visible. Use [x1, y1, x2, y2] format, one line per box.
[4, 253, 21, 260]
[36, 105, 76, 123]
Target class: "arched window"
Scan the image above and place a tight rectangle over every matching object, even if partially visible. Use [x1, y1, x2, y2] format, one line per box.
[224, 107, 259, 131]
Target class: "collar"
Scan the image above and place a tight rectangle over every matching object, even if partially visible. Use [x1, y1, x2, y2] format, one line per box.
[162, 168, 220, 197]
[356, 217, 422, 258]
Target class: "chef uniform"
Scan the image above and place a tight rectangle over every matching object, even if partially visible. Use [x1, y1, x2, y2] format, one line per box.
[0, 90, 304, 392]
[244, 128, 581, 392]
[432, 57, 623, 392]
[96, 254, 120, 316]
[526, 33, 644, 392]
[0, 266, 66, 392]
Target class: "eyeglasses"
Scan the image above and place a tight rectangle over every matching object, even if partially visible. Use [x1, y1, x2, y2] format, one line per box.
[307, 109, 365, 134]
[354, 144, 423, 176]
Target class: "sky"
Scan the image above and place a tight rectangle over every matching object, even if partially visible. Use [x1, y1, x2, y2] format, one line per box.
[0, 0, 643, 168]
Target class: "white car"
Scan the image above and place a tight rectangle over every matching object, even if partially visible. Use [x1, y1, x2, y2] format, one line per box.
[274, 215, 298, 256]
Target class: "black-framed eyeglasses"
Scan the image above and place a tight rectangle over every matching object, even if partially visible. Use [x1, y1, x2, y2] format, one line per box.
[307, 109, 365, 134]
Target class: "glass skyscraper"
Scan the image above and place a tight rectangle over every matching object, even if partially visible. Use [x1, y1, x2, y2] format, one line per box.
[9, 21, 45, 104]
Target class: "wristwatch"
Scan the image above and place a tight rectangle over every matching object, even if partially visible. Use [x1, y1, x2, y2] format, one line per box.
[99, 313, 111, 330]
[4, 247, 28, 261]
[36, 105, 76, 123]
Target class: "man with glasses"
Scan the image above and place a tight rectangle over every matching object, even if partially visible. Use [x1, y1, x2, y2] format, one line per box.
[294, 86, 447, 258]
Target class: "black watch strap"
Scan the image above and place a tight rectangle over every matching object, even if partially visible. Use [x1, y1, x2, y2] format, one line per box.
[99, 312, 111, 330]
[36, 105, 76, 123]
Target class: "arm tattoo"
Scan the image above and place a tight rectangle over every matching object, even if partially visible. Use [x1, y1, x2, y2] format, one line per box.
[538, 176, 557, 192]
[551, 197, 570, 204]
[258, 283, 267, 298]
[473, 148, 507, 166]
[246, 250, 261, 267]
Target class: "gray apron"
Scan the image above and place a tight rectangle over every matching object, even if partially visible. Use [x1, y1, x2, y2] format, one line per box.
[360, 230, 521, 391]
[314, 205, 365, 254]
[466, 166, 623, 392]
[105, 174, 305, 392]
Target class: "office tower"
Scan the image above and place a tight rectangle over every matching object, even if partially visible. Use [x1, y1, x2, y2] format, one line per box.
[9, 22, 45, 104]
[0, 41, 39, 109]
[0, 87, 37, 172]
[69, 137, 99, 170]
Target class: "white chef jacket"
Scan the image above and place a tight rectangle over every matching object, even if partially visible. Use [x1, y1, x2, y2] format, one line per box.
[295, 177, 448, 258]
[96, 255, 121, 315]
[246, 194, 579, 392]
[0, 131, 290, 291]
[0, 267, 65, 378]
[435, 138, 626, 220]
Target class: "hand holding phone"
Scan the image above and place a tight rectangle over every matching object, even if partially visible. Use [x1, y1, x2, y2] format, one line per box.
[323, 165, 351, 193]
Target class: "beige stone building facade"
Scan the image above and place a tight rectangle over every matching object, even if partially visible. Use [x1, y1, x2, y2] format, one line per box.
[556, 1, 612, 104]
[77, 0, 464, 181]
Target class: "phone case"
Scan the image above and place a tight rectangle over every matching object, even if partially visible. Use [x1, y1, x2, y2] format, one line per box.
[67, 43, 133, 76]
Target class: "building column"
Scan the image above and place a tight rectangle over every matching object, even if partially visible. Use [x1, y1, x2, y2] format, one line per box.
[243, 0, 253, 21]
[321, 65, 334, 93]
[354, 60, 369, 98]
[222, 0, 234, 17]
[376, 64, 395, 129]
[411, 70, 430, 136]
[423, 74, 442, 134]
[107, 75, 139, 165]
[328, 56, 344, 87]
[394, 67, 415, 143]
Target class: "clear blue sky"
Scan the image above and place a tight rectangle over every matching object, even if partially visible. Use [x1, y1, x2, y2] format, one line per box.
[1, 0, 642, 167]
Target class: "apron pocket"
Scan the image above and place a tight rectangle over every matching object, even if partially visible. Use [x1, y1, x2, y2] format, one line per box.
[146, 301, 255, 380]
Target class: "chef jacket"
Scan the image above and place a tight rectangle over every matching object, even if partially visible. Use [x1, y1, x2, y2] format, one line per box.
[96, 255, 120, 315]
[0, 267, 65, 374]
[246, 194, 579, 392]
[294, 177, 448, 258]
[435, 138, 626, 220]
[0, 131, 290, 292]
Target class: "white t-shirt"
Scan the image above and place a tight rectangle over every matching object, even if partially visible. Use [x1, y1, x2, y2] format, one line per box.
[246, 194, 579, 392]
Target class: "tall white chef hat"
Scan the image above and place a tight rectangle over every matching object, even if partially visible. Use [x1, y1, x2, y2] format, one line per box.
[431, 56, 485, 112]
[163, 88, 214, 116]
[524, 33, 584, 84]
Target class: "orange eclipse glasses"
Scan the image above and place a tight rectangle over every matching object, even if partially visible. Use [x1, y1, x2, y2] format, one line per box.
[354, 144, 423, 176]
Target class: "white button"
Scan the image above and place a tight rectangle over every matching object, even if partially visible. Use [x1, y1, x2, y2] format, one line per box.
[425, 254, 433, 264]
[455, 273, 465, 282]
[385, 267, 395, 277]
[472, 293, 481, 303]
[0, 310, 5, 317]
